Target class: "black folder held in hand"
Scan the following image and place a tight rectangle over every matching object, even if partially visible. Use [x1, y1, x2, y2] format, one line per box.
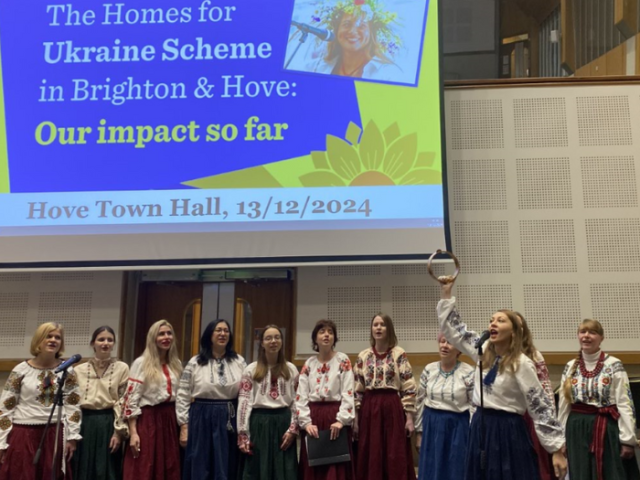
[305, 428, 351, 467]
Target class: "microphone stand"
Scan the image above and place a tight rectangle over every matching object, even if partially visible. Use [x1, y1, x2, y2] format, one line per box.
[285, 29, 308, 69]
[476, 341, 486, 480]
[34, 370, 68, 480]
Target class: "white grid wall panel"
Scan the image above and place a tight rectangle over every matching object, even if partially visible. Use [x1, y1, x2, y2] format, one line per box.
[297, 83, 640, 355]
[0, 271, 122, 358]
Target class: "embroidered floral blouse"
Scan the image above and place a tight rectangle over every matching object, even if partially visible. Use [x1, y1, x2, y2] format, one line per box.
[295, 352, 355, 429]
[415, 360, 475, 431]
[558, 351, 637, 446]
[176, 354, 247, 426]
[353, 346, 417, 413]
[438, 297, 565, 453]
[0, 361, 82, 450]
[76, 358, 129, 437]
[121, 357, 180, 420]
[237, 362, 299, 444]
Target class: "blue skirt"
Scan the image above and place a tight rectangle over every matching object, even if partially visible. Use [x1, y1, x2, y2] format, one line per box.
[418, 407, 469, 480]
[183, 398, 239, 480]
[466, 408, 539, 480]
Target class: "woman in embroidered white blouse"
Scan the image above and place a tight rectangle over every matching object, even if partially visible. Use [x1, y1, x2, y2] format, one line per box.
[177, 319, 247, 480]
[559, 319, 640, 480]
[73, 325, 129, 480]
[296, 319, 356, 480]
[121, 319, 183, 480]
[237, 325, 299, 480]
[0, 322, 82, 480]
[437, 280, 567, 480]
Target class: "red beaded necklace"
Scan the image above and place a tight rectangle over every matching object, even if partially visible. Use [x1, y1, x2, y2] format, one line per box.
[578, 351, 605, 378]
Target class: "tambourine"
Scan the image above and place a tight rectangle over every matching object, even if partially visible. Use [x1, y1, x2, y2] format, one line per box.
[427, 249, 460, 284]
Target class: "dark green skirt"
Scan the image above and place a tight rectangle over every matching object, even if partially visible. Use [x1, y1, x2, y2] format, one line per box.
[566, 410, 640, 480]
[73, 408, 123, 480]
[242, 408, 297, 480]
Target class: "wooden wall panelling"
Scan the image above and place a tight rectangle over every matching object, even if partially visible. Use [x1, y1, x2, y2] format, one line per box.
[561, 0, 576, 74]
[615, 0, 639, 39]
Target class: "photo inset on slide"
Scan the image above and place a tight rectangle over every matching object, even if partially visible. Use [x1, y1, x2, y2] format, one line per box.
[284, 0, 429, 86]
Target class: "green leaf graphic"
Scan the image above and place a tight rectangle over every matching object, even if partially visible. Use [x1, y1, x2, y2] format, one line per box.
[382, 133, 417, 180]
[299, 171, 346, 187]
[345, 122, 362, 145]
[358, 120, 385, 171]
[183, 166, 283, 189]
[415, 151, 436, 168]
[326, 134, 362, 181]
[399, 168, 442, 185]
[383, 122, 401, 146]
[311, 151, 330, 170]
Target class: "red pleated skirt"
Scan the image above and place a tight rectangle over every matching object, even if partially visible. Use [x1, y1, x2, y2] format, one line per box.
[356, 390, 416, 480]
[122, 402, 180, 480]
[524, 412, 557, 480]
[0, 424, 72, 480]
[299, 401, 356, 480]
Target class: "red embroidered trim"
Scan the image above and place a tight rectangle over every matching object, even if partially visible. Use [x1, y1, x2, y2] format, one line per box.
[162, 364, 172, 400]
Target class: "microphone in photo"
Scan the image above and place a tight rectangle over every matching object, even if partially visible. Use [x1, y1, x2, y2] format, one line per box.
[54, 353, 82, 374]
[291, 21, 335, 42]
[475, 330, 490, 350]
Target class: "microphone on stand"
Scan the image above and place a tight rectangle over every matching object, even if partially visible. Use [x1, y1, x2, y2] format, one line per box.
[54, 354, 82, 374]
[475, 330, 490, 350]
[291, 21, 335, 41]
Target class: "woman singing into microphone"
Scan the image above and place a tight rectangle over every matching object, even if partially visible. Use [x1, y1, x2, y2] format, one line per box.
[0, 322, 82, 480]
[437, 281, 567, 480]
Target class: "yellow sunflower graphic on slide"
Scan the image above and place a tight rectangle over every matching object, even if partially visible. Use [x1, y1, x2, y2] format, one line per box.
[183, 120, 440, 189]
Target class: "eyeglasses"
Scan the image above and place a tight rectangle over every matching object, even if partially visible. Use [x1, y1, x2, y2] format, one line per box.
[214, 329, 230, 334]
[264, 335, 282, 342]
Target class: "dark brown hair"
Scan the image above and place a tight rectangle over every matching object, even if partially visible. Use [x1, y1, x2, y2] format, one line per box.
[253, 325, 291, 382]
[311, 319, 338, 351]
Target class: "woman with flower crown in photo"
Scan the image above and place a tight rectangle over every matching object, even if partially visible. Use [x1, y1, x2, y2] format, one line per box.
[437, 281, 568, 480]
[287, 0, 405, 82]
[559, 319, 640, 480]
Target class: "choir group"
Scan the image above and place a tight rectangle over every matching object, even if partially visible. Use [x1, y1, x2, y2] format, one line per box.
[0, 281, 638, 480]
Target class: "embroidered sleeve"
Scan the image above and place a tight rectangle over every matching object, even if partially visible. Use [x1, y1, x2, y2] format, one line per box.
[354, 354, 365, 410]
[397, 351, 417, 413]
[121, 358, 144, 420]
[336, 356, 355, 426]
[112, 363, 130, 438]
[517, 359, 564, 454]
[237, 367, 254, 444]
[612, 362, 637, 446]
[287, 366, 300, 435]
[557, 361, 572, 429]
[295, 361, 312, 429]
[0, 369, 24, 450]
[415, 366, 429, 433]
[437, 298, 480, 362]
[63, 368, 82, 441]
[463, 367, 476, 415]
[534, 352, 555, 410]
[176, 358, 196, 427]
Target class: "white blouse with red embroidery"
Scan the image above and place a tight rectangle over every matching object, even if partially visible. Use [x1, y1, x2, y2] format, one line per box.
[120, 357, 179, 419]
[295, 352, 355, 429]
[237, 362, 299, 444]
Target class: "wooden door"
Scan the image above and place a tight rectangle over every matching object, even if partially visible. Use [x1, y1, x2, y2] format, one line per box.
[234, 279, 295, 362]
[135, 282, 203, 360]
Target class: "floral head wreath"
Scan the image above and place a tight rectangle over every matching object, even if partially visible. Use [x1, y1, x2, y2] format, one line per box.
[311, 0, 402, 56]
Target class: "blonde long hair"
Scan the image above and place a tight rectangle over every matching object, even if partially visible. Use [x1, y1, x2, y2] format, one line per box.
[482, 310, 525, 374]
[141, 319, 182, 385]
[562, 319, 605, 403]
[253, 325, 291, 383]
[512, 311, 538, 361]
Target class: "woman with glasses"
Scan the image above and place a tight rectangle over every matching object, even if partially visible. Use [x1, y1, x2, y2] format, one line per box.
[176, 319, 247, 480]
[237, 325, 299, 480]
